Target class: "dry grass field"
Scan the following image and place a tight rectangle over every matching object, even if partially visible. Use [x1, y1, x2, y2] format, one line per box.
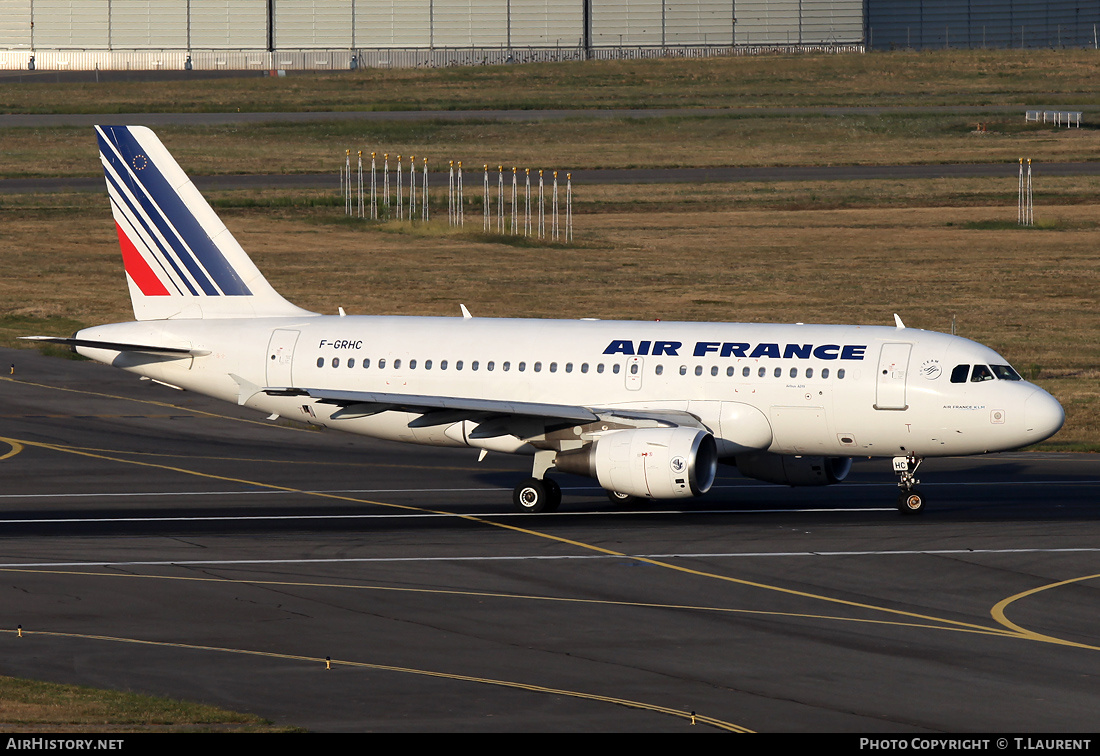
[3, 48, 1099, 113]
[0, 50, 1096, 449]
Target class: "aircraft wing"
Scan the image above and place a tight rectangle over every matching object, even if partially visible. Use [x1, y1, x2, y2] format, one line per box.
[20, 336, 210, 357]
[266, 387, 600, 424]
[264, 387, 707, 431]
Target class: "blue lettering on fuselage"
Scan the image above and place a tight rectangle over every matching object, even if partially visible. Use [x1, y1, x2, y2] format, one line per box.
[604, 340, 866, 360]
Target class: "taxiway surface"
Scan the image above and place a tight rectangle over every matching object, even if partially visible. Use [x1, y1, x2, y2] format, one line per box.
[1, 347, 1097, 732]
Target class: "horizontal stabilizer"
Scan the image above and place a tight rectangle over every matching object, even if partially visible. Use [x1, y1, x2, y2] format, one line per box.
[21, 336, 209, 357]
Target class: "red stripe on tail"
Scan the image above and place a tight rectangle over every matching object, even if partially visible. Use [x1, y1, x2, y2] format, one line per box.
[115, 222, 170, 296]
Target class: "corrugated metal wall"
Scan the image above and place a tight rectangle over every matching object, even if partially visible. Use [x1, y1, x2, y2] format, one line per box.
[0, 1, 867, 53]
[866, 0, 1100, 50]
[5, 0, 1095, 58]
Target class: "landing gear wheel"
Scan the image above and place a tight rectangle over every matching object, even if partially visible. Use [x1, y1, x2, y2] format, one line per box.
[897, 489, 925, 515]
[606, 489, 643, 508]
[512, 477, 560, 513]
[542, 478, 562, 512]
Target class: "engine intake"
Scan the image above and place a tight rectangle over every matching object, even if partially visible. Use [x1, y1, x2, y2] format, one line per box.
[555, 427, 717, 499]
[734, 453, 852, 486]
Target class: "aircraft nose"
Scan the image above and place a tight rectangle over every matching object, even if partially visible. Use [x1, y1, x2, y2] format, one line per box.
[1023, 388, 1065, 442]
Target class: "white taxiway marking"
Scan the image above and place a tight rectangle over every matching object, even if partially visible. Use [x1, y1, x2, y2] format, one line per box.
[0, 479, 1094, 501]
[2, 547, 1099, 569]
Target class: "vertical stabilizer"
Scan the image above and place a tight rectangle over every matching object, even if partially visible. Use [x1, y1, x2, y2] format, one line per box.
[96, 125, 315, 321]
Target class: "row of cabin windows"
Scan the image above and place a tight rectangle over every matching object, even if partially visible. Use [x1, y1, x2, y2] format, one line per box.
[661, 364, 845, 380]
[315, 357, 619, 374]
[315, 356, 845, 380]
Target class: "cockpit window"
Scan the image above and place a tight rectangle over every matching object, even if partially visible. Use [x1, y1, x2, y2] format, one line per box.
[970, 364, 995, 382]
[950, 364, 970, 383]
[991, 364, 1022, 381]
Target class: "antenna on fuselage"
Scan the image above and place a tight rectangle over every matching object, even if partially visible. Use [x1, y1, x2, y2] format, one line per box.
[893, 313, 906, 329]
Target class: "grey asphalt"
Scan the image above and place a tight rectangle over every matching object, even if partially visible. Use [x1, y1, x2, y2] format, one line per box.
[1, 346, 1097, 732]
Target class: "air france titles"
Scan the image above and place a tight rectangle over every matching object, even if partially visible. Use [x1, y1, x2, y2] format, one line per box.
[602, 340, 867, 361]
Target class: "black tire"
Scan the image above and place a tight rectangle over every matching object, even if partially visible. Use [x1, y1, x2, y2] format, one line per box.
[542, 477, 562, 513]
[897, 489, 926, 515]
[513, 478, 553, 513]
[606, 489, 644, 508]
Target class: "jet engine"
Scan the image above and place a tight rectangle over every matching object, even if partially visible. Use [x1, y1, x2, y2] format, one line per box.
[734, 452, 852, 486]
[554, 427, 717, 499]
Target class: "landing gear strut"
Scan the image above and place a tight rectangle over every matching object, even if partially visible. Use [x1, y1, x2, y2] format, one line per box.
[892, 453, 925, 515]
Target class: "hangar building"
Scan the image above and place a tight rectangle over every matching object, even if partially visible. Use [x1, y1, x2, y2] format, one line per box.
[0, 1, 1094, 71]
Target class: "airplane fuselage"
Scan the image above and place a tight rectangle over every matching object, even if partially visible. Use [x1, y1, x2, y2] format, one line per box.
[75, 315, 1064, 461]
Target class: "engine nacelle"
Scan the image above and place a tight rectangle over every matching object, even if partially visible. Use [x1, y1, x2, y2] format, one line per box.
[555, 427, 718, 499]
[734, 452, 852, 486]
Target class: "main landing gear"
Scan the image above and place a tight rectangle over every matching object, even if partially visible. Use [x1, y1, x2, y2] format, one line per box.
[512, 450, 562, 513]
[893, 453, 925, 515]
[512, 477, 562, 513]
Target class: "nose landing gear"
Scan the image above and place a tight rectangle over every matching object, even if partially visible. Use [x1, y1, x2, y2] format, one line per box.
[893, 454, 925, 515]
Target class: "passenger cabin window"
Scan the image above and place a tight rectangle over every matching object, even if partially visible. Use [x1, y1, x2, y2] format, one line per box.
[316, 357, 324, 368]
[950, 364, 970, 383]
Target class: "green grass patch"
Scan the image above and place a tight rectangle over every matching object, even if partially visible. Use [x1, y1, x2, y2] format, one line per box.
[0, 674, 294, 731]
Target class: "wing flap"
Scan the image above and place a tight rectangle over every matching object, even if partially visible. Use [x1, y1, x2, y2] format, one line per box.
[265, 387, 599, 424]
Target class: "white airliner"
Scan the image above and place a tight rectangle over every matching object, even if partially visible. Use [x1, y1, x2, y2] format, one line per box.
[26, 126, 1065, 514]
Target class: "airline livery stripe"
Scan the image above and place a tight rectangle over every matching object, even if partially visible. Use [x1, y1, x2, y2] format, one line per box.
[114, 222, 170, 296]
[98, 129, 220, 295]
[97, 126, 252, 297]
[102, 150, 201, 296]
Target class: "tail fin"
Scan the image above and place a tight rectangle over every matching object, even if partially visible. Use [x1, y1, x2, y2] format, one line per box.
[96, 125, 315, 321]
